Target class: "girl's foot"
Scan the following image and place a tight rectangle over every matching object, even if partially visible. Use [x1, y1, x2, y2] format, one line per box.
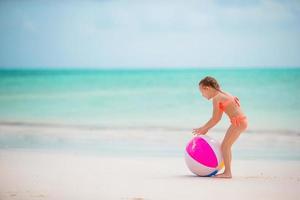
[214, 172, 232, 179]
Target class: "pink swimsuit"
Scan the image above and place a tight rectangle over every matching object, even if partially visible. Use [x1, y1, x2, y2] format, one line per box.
[218, 95, 247, 127]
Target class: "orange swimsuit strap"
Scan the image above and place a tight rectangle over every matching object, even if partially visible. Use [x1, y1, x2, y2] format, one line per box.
[219, 96, 240, 112]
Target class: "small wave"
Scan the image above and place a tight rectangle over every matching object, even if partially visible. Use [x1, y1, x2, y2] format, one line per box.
[0, 121, 299, 136]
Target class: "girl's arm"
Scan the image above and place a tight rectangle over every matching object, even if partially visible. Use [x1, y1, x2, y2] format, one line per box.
[202, 98, 223, 130]
[193, 98, 223, 135]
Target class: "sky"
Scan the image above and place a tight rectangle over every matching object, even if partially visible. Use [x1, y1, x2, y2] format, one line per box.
[0, 0, 299, 69]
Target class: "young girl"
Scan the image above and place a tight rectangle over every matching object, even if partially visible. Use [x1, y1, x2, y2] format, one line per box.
[192, 76, 248, 178]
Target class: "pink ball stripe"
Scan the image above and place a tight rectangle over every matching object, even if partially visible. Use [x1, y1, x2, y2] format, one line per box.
[186, 137, 218, 168]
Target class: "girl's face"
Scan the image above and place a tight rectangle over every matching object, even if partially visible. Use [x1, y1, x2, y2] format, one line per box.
[199, 84, 213, 100]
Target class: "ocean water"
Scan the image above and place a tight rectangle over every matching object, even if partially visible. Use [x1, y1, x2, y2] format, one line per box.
[0, 68, 299, 159]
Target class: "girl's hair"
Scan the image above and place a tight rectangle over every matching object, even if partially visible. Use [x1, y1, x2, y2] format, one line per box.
[199, 76, 221, 91]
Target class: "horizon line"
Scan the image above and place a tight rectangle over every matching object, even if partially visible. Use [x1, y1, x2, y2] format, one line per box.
[0, 66, 300, 71]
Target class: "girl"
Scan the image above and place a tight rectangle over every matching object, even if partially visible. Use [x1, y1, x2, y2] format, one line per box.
[192, 76, 248, 178]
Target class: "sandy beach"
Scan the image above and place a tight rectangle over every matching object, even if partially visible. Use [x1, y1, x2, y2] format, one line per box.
[0, 149, 299, 200]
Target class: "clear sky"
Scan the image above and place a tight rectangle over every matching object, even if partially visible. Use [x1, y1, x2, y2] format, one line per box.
[0, 0, 299, 68]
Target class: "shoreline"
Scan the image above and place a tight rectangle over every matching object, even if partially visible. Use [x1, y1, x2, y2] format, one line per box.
[1, 123, 300, 161]
[0, 120, 299, 135]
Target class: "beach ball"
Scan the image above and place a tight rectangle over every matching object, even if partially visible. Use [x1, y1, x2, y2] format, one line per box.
[185, 135, 224, 176]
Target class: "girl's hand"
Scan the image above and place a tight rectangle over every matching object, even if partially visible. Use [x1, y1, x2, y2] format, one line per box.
[192, 127, 208, 135]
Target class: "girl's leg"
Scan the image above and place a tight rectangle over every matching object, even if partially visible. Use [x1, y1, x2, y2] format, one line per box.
[215, 124, 247, 178]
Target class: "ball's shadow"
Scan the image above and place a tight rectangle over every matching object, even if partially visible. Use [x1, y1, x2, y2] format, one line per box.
[171, 174, 215, 179]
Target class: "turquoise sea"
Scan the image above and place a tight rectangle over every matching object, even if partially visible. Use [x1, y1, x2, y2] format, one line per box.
[0, 68, 299, 159]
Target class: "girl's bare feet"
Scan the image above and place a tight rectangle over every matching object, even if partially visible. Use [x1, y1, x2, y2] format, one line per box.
[214, 172, 232, 179]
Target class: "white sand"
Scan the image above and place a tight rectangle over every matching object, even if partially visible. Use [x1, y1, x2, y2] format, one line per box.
[0, 149, 299, 200]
